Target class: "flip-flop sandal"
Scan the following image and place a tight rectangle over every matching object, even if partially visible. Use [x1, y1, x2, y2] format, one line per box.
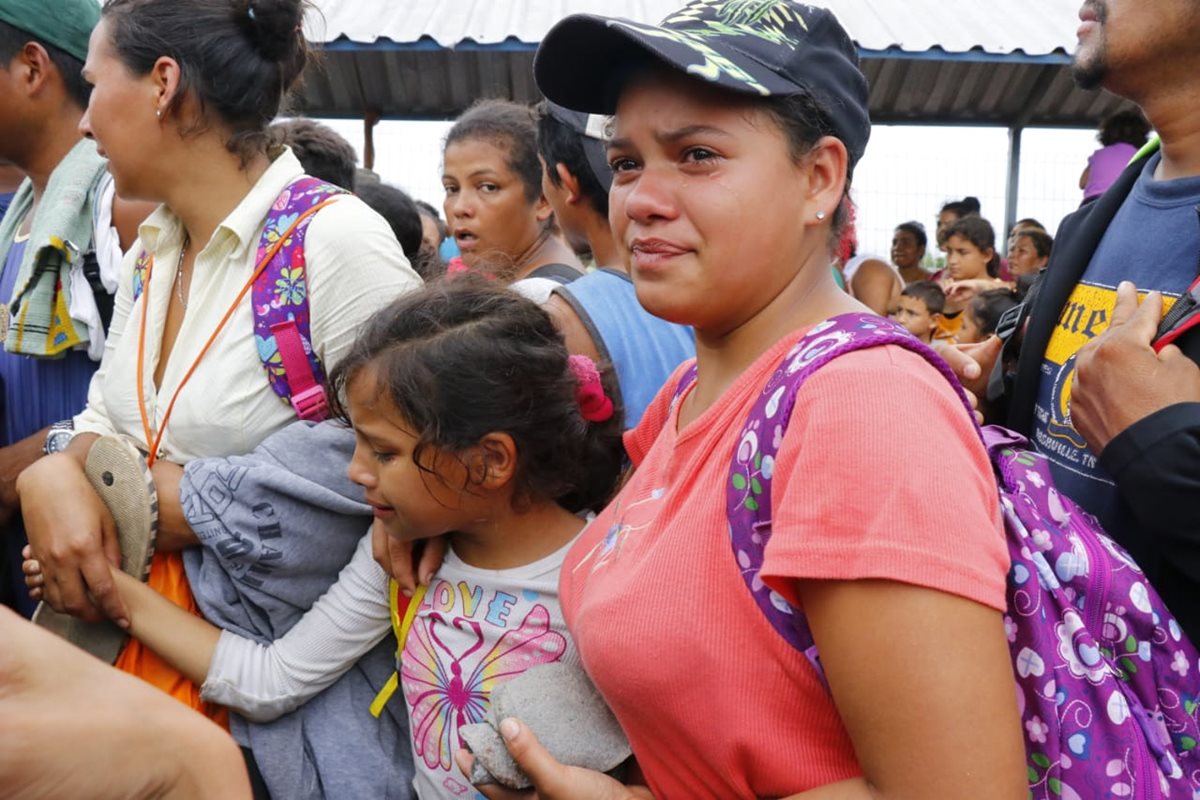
[33, 436, 158, 663]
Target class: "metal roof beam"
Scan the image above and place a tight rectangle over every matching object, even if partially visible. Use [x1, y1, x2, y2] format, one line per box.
[1009, 65, 1067, 129]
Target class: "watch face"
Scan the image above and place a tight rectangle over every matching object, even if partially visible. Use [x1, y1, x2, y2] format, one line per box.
[44, 430, 73, 455]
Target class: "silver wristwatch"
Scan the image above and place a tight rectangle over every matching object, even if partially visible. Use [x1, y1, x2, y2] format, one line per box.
[42, 421, 75, 456]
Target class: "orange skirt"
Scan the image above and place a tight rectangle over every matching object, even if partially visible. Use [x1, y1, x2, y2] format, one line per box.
[114, 551, 229, 730]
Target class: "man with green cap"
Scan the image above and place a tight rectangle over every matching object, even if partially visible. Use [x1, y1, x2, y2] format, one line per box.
[0, 0, 153, 616]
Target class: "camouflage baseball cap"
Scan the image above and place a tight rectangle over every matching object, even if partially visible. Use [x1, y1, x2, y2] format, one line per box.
[534, 0, 871, 166]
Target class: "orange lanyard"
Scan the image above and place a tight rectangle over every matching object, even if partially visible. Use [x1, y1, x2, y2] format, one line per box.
[135, 200, 337, 467]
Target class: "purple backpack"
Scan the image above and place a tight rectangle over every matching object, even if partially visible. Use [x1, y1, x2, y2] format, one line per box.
[675, 312, 1200, 799]
[132, 176, 343, 422]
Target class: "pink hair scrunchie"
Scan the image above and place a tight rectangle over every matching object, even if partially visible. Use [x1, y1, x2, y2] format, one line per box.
[567, 355, 614, 423]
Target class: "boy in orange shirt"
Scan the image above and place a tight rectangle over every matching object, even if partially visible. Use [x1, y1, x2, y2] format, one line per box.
[890, 280, 944, 343]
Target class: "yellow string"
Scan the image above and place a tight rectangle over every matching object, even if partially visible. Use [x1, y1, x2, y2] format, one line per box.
[370, 581, 427, 718]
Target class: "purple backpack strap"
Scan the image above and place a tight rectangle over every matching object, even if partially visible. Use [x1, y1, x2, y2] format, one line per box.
[672, 314, 973, 672]
[130, 178, 344, 422]
[670, 362, 698, 405]
[251, 176, 345, 421]
[729, 313, 975, 673]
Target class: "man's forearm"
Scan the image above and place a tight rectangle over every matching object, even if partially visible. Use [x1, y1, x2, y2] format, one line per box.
[0, 428, 48, 509]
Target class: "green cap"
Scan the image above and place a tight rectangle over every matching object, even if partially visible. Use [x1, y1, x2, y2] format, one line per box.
[0, 0, 101, 63]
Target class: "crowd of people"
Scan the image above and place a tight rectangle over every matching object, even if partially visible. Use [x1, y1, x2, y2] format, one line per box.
[2, 0, 1199, 799]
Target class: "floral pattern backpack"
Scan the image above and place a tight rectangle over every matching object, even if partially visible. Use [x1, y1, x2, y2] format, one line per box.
[674, 313, 1200, 799]
[132, 176, 343, 422]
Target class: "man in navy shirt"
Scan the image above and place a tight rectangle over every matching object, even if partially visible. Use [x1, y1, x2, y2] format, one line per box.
[952, 0, 1200, 642]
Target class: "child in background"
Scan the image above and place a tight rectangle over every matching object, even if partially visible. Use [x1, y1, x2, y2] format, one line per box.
[938, 215, 1002, 341]
[936, 196, 982, 251]
[959, 288, 1021, 344]
[1081, 109, 1152, 203]
[890, 281, 944, 343]
[28, 281, 625, 800]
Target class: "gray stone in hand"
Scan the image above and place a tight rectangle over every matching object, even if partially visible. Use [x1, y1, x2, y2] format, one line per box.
[460, 662, 631, 789]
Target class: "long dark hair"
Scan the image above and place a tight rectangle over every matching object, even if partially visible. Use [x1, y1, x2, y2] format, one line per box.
[101, 0, 311, 161]
[328, 278, 625, 514]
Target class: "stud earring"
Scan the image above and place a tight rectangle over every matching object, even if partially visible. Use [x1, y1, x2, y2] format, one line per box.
[156, 109, 162, 119]
[816, 210, 827, 221]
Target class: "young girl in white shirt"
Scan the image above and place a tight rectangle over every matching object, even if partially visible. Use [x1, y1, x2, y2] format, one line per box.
[28, 279, 624, 799]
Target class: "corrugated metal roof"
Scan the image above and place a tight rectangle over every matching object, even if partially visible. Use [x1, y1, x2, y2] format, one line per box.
[308, 0, 1077, 55]
[294, 0, 1133, 126]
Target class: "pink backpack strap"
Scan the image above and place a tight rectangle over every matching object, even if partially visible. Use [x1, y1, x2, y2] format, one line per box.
[270, 318, 327, 421]
[250, 177, 346, 421]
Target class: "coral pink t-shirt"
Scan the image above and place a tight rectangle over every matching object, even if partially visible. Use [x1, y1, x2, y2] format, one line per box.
[560, 330, 1009, 799]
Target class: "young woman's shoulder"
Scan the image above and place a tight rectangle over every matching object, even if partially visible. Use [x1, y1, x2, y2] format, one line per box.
[783, 343, 981, 467]
[763, 343, 1007, 612]
[303, 193, 418, 279]
[804, 344, 967, 418]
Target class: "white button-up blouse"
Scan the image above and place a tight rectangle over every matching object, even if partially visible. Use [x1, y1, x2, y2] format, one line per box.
[74, 148, 421, 462]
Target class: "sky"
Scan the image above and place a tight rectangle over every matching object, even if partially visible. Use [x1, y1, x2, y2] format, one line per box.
[317, 117, 1100, 259]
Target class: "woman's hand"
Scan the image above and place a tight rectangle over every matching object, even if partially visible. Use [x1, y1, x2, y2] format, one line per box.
[26, 546, 221, 685]
[454, 719, 651, 800]
[16, 449, 127, 623]
[21, 545, 45, 601]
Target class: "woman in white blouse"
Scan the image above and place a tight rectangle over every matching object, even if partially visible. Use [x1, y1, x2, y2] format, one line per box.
[16, 0, 419, 724]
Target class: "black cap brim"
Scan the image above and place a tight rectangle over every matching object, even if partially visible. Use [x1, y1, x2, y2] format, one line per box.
[534, 14, 803, 116]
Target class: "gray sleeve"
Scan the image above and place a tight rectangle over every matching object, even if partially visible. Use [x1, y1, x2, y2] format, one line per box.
[181, 420, 375, 640]
[201, 534, 393, 721]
